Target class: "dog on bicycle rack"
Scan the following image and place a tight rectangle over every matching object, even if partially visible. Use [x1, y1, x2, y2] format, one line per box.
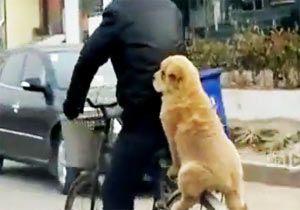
[153, 55, 247, 210]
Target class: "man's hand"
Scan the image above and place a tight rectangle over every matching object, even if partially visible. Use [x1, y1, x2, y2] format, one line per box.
[63, 99, 82, 120]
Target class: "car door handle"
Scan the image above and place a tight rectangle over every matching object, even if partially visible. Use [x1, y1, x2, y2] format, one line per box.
[12, 103, 20, 113]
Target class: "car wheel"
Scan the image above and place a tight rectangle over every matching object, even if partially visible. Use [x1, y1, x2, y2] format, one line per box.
[54, 134, 80, 194]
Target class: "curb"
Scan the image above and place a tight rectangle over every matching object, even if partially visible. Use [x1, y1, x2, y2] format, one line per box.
[242, 160, 300, 187]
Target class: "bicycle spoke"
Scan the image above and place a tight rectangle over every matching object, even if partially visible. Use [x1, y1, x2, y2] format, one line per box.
[71, 194, 102, 210]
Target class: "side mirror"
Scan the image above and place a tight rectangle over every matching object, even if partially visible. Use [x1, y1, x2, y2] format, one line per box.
[21, 78, 45, 92]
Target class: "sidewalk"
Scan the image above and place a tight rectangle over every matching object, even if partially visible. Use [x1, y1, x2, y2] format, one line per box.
[244, 182, 300, 210]
[34, 34, 66, 46]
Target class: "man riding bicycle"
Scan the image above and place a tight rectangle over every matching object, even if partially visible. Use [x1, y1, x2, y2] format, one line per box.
[63, 0, 186, 209]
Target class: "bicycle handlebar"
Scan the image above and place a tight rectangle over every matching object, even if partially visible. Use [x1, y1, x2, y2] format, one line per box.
[86, 98, 118, 109]
[86, 98, 122, 121]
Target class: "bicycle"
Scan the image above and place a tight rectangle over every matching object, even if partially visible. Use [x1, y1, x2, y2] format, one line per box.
[64, 98, 227, 210]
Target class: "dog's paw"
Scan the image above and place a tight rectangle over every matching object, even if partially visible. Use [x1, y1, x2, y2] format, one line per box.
[167, 165, 179, 180]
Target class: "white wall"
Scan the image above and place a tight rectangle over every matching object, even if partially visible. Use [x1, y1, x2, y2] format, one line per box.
[222, 89, 300, 121]
[65, 0, 112, 42]
[88, 16, 102, 36]
[6, 0, 40, 48]
[64, 0, 80, 44]
[88, 0, 112, 36]
[103, 0, 112, 9]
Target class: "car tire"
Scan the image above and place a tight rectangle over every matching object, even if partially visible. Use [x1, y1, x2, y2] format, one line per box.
[53, 133, 80, 194]
[0, 156, 4, 174]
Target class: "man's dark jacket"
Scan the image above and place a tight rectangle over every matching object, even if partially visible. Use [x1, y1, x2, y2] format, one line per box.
[66, 0, 186, 113]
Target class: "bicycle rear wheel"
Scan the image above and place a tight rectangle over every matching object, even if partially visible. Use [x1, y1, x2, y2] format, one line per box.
[166, 190, 227, 210]
[64, 172, 102, 210]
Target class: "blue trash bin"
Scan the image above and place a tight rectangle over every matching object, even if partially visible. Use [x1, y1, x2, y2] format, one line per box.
[200, 68, 230, 138]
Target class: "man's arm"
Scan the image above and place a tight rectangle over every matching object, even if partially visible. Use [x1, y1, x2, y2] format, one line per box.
[64, 2, 121, 118]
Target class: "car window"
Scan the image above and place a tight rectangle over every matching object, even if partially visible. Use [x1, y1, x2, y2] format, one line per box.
[0, 53, 25, 86]
[48, 51, 116, 89]
[49, 51, 79, 89]
[23, 54, 46, 85]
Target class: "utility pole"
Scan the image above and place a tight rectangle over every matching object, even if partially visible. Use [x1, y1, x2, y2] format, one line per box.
[64, 0, 81, 44]
[0, 0, 7, 49]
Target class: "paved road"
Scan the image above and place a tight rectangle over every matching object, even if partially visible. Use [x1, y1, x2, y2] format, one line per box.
[1, 160, 300, 210]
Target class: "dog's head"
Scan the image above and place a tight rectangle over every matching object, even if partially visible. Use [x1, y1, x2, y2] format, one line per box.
[153, 55, 201, 95]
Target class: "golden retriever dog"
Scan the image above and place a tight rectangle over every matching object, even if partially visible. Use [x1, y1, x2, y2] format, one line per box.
[153, 55, 247, 210]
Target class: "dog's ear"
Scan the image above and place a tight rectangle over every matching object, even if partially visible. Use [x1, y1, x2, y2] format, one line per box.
[160, 56, 184, 91]
[167, 64, 183, 85]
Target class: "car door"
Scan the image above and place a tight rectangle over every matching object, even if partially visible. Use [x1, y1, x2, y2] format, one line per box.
[0, 52, 28, 157]
[15, 52, 56, 161]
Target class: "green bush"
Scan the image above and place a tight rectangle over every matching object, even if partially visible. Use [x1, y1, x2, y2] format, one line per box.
[188, 40, 232, 71]
[188, 26, 300, 88]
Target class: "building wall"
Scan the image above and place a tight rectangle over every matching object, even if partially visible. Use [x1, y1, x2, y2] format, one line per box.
[189, 1, 207, 28]
[6, 0, 40, 48]
[47, 0, 63, 34]
[223, 89, 300, 121]
[189, 0, 223, 29]
[64, 0, 112, 44]
[87, 0, 111, 36]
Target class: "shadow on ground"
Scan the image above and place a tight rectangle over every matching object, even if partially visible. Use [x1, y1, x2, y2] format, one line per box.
[0, 160, 57, 191]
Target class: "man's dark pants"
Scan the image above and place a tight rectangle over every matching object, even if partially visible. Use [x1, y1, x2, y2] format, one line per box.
[102, 107, 168, 210]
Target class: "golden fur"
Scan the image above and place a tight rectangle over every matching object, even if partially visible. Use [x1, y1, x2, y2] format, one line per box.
[153, 55, 247, 210]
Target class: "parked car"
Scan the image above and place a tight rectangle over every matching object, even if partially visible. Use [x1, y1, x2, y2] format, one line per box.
[0, 45, 117, 193]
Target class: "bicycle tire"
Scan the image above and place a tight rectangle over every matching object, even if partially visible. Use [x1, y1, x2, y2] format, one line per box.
[166, 190, 226, 210]
[64, 172, 96, 210]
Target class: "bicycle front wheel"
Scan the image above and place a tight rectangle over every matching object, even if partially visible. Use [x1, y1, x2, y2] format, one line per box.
[64, 172, 102, 210]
